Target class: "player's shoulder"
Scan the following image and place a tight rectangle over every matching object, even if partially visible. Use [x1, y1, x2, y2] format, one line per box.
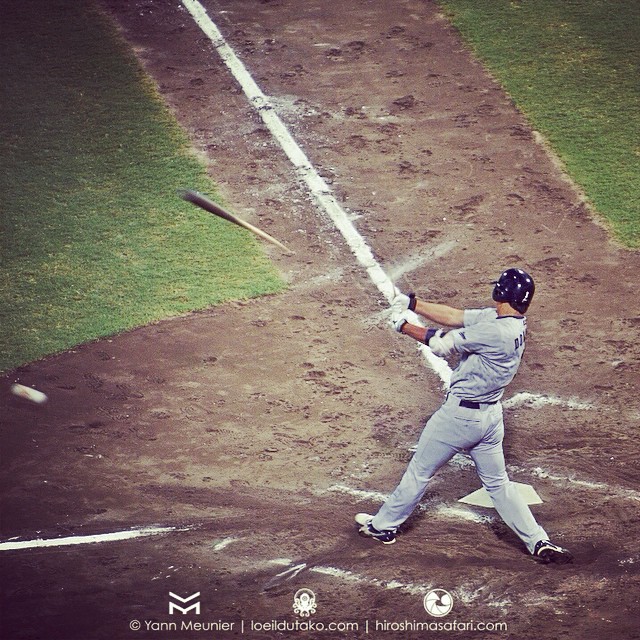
[463, 307, 498, 326]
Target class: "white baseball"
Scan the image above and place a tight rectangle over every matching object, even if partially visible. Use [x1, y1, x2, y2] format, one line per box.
[11, 383, 48, 404]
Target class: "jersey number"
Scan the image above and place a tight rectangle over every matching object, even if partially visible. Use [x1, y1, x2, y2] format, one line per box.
[514, 333, 525, 351]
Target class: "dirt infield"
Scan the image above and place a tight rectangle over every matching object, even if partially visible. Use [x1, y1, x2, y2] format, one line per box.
[2, 1, 639, 638]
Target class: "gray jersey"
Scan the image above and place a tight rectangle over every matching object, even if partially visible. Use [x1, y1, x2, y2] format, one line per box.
[448, 307, 527, 403]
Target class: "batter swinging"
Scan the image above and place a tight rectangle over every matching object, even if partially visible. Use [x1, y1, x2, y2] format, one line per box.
[355, 268, 573, 564]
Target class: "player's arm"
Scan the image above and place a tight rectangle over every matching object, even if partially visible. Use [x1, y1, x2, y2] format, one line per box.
[398, 321, 428, 343]
[412, 299, 465, 328]
[391, 316, 457, 357]
[392, 292, 464, 328]
[389, 293, 464, 356]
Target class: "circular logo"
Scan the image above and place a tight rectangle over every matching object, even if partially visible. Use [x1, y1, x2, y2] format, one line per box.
[293, 588, 317, 618]
[423, 589, 454, 617]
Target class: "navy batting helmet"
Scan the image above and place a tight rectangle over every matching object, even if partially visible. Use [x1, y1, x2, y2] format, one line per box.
[492, 268, 535, 314]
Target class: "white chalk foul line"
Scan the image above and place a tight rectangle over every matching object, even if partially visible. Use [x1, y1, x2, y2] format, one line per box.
[0, 525, 190, 551]
[180, 0, 451, 385]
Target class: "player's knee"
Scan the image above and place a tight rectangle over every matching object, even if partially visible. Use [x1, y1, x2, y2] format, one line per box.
[481, 475, 510, 494]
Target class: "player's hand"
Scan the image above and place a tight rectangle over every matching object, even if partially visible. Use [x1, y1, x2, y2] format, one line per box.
[391, 310, 411, 333]
[391, 292, 410, 312]
[391, 292, 416, 313]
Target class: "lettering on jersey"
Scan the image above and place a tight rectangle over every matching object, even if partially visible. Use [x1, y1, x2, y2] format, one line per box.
[514, 332, 525, 351]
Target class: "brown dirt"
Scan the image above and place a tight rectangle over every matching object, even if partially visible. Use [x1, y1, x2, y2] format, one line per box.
[2, 0, 639, 639]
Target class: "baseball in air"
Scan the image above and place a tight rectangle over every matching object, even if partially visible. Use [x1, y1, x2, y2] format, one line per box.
[11, 383, 48, 404]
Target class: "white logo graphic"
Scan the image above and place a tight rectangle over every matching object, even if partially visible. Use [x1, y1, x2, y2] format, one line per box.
[293, 588, 317, 617]
[423, 589, 454, 617]
[169, 592, 201, 615]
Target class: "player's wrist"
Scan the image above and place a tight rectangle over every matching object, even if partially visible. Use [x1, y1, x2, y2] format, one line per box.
[425, 327, 437, 345]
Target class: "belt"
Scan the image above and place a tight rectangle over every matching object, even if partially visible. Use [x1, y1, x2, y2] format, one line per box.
[451, 396, 499, 410]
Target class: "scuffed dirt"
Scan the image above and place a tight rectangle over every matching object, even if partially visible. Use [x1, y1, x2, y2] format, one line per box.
[1, 1, 639, 638]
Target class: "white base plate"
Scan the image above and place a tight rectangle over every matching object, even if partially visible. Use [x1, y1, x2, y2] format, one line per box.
[458, 482, 543, 508]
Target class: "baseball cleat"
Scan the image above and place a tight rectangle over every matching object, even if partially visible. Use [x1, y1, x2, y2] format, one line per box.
[533, 540, 574, 564]
[355, 513, 397, 545]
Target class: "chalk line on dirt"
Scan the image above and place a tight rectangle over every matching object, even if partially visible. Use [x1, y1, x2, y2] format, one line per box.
[0, 525, 191, 552]
[326, 484, 389, 503]
[267, 558, 430, 596]
[311, 565, 429, 597]
[325, 484, 493, 524]
[212, 537, 240, 551]
[529, 467, 640, 502]
[503, 392, 594, 411]
[180, 0, 451, 385]
[264, 559, 565, 613]
[386, 240, 457, 282]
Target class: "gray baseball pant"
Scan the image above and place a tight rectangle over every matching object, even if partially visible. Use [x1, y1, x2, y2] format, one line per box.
[371, 395, 548, 554]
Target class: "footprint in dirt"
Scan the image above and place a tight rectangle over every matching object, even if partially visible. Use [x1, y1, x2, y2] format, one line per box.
[346, 40, 367, 54]
[453, 113, 478, 128]
[115, 383, 144, 399]
[348, 135, 368, 150]
[398, 160, 418, 175]
[384, 25, 406, 38]
[510, 125, 533, 140]
[533, 256, 563, 273]
[392, 94, 416, 110]
[83, 373, 104, 392]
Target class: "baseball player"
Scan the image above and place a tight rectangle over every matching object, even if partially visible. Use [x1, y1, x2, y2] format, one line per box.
[355, 268, 573, 564]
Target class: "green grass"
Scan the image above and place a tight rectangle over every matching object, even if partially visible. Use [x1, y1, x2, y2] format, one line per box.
[0, 0, 284, 372]
[438, 0, 640, 248]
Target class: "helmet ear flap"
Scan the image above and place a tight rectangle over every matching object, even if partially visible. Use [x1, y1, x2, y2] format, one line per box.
[518, 287, 533, 312]
[491, 280, 508, 304]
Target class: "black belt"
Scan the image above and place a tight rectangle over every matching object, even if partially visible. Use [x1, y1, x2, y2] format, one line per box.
[454, 397, 499, 410]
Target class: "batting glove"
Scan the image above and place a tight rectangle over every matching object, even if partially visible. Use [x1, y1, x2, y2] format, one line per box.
[391, 292, 416, 313]
[391, 310, 411, 333]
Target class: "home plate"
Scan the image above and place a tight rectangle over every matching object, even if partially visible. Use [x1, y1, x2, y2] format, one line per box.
[459, 483, 543, 508]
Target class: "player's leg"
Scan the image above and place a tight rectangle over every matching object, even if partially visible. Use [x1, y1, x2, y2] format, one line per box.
[470, 408, 547, 552]
[370, 400, 470, 531]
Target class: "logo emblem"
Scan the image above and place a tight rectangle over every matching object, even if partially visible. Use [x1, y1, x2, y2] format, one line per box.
[293, 588, 317, 617]
[169, 592, 201, 615]
[423, 589, 453, 617]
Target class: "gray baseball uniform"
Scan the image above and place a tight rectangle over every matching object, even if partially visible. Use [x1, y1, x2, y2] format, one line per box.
[371, 307, 549, 554]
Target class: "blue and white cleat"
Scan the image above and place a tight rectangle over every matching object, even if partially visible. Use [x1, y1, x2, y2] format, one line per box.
[355, 513, 397, 545]
[533, 540, 574, 564]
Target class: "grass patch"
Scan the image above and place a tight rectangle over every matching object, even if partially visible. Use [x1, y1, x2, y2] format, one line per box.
[438, 0, 639, 248]
[0, 0, 284, 372]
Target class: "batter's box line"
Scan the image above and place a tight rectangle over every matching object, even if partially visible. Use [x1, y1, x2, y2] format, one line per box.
[0, 524, 194, 552]
[263, 558, 430, 597]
